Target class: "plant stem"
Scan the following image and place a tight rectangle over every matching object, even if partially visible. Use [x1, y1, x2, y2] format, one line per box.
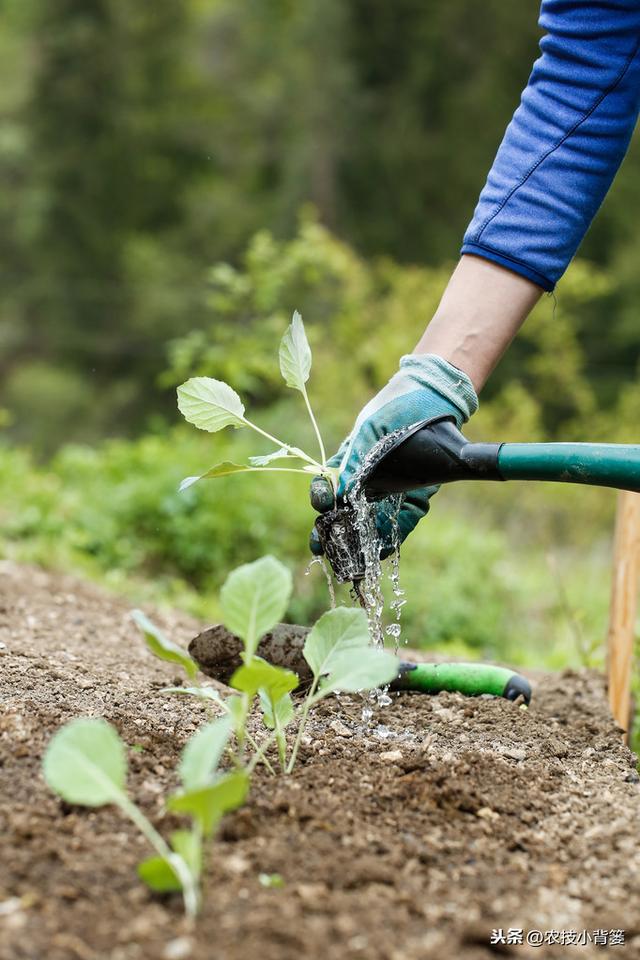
[301, 384, 326, 467]
[246, 730, 276, 774]
[241, 417, 322, 470]
[201, 694, 274, 773]
[245, 467, 314, 474]
[273, 708, 288, 771]
[286, 679, 319, 774]
[118, 796, 199, 920]
[246, 728, 280, 775]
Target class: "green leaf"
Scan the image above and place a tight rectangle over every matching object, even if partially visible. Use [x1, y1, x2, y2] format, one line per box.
[179, 462, 260, 492]
[171, 830, 202, 878]
[132, 610, 198, 680]
[259, 690, 294, 731]
[248, 448, 291, 467]
[279, 311, 312, 392]
[138, 855, 183, 893]
[43, 718, 127, 807]
[319, 648, 399, 694]
[168, 771, 249, 837]
[220, 556, 292, 657]
[177, 377, 246, 433]
[179, 718, 232, 791]
[303, 606, 399, 694]
[226, 695, 247, 734]
[231, 657, 298, 700]
[259, 873, 285, 889]
[303, 607, 371, 679]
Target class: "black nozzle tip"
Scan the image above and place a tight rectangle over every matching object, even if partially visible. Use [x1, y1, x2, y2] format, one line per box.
[503, 674, 532, 706]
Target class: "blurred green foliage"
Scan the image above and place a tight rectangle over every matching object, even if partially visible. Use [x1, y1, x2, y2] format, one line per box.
[1, 0, 639, 448]
[0, 220, 625, 677]
[0, 421, 613, 674]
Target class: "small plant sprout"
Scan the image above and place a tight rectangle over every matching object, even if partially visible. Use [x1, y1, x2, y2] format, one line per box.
[131, 605, 277, 774]
[131, 610, 198, 680]
[42, 716, 248, 920]
[284, 605, 398, 772]
[135, 556, 399, 775]
[44, 557, 397, 912]
[176, 311, 338, 493]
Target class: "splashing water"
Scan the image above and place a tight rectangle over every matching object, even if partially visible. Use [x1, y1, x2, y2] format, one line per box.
[347, 433, 408, 650]
[312, 427, 419, 719]
[349, 492, 390, 647]
[386, 512, 407, 653]
[343, 429, 417, 714]
[305, 556, 336, 609]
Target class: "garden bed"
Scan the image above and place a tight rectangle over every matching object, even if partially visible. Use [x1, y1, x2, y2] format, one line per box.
[1, 561, 639, 960]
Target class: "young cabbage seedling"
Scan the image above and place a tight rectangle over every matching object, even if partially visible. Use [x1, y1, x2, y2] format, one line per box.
[176, 311, 339, 494]
[131, 607, 276, 774]
[42, 715, 248, 919]
[135, 556, 398, 774]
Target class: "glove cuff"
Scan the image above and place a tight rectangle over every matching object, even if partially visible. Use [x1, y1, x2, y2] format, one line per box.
[399, 354, 479, 423]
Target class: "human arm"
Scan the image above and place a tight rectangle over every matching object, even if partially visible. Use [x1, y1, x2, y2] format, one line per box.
[414, 255, 543, 391]
[311, 0, 640, 555]
[423, 0, 640, 387]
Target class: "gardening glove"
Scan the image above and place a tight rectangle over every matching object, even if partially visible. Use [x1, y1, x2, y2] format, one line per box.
[309, 354, 478, 559]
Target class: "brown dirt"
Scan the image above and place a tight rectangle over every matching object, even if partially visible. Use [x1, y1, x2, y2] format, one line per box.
[1, 560, 640, 960]
[189, 622, 312, 686]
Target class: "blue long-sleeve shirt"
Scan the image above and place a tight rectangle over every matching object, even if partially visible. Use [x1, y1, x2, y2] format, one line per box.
[462, 0, 640, 291]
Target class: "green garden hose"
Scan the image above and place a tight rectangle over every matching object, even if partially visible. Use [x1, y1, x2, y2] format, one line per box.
[497, 442, 640, 491]
[391, 661, 531, 704]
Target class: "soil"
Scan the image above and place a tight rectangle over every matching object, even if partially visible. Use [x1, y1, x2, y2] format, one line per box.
[189, 623, 313, 686]
[2, 560, 640, 960]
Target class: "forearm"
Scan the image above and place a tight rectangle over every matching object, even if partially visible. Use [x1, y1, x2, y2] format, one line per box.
[418, 1, 640, 393]
[462, 0, 640, 292]
[414, 255, 543, 392]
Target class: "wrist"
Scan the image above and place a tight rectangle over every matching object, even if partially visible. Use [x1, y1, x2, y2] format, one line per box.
[413, 255, 542, 391]
[399, 353, 479, 424]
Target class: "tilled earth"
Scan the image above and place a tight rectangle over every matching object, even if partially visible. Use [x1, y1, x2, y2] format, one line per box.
[1, 561, 640, 960]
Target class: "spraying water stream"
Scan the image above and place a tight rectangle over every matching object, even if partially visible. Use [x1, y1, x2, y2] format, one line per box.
[312, 428, 420, 721]
[305, 556, 336, 609]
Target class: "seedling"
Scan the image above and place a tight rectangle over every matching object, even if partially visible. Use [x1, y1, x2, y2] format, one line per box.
[42, 313, 397, 918]
[44, 556, 395, 915]
[131, 608, 277, 774]
[42, 716, 248, 919]
[135, 555, 399, 774]
[259, 873, 285, 889]
[176, 311, 339, 493]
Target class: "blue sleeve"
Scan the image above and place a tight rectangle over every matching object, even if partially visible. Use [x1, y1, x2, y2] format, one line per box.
[461, 0, 640, 291]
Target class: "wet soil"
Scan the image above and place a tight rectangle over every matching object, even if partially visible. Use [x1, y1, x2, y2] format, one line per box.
[1, 561, 640, 960]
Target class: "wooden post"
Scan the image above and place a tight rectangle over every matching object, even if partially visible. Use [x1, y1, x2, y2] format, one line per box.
[607, 491, 640, 741]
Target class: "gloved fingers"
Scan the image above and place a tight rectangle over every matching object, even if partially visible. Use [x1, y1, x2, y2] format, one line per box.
[376, 487, 436, 560]
[326, 448, 345, 470]
[310, 485, 437, 561]
[309, 446, 346, 514]
[376, 496, 424, 559]
[335, 419, 379, 499]
[309, 525, 324, 556]
[309, 476, 335, 514]
[403, 484, 439, 513]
